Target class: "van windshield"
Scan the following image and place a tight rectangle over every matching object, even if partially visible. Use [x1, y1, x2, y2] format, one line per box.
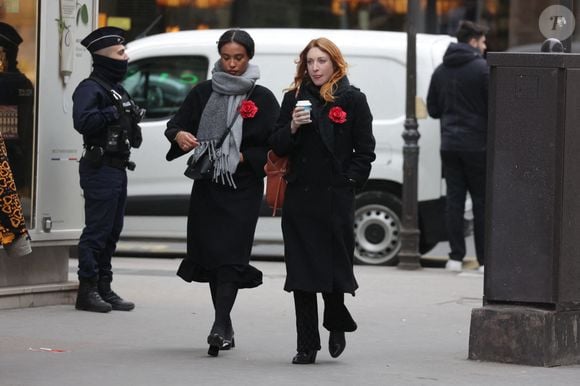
[123, 55, 209, 120]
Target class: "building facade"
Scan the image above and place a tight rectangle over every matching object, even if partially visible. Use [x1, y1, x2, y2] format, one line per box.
[99, 0, 579, 52]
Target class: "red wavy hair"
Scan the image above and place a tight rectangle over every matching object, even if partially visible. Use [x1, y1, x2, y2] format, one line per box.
[288, 38, 348, 103]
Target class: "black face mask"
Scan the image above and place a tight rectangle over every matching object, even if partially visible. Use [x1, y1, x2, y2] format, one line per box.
[91, 54, 128, 83]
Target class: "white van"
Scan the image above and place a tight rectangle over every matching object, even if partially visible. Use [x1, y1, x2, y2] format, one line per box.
[119, 28, 455, 265]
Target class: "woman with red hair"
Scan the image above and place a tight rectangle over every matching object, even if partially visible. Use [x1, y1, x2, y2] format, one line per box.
[270, 38, 376, 364]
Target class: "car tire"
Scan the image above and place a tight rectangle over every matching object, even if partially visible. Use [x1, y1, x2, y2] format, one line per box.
[354, 191, 402, 266]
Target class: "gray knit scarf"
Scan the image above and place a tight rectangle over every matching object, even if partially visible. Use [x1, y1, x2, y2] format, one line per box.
[196, 61, 260, 187]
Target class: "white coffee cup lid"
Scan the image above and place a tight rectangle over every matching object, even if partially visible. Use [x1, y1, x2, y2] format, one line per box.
[296, 100, 312, 106]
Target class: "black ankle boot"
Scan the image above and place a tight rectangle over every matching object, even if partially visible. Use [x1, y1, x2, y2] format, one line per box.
[329, 331, 346, 358]
[98, 280, 135, 311]
[76, 278, 112, 313]
[292, 350, 317, 364]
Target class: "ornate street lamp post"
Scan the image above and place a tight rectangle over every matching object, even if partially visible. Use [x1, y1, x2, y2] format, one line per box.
[398, 0, 421, 270]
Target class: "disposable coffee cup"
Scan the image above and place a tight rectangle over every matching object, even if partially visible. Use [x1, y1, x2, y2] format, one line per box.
[296, 100, 312, 120]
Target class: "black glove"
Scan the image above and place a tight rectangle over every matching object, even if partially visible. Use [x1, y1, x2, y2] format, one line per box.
[119, 100, 145, 123]
[130, 123, 143, 149]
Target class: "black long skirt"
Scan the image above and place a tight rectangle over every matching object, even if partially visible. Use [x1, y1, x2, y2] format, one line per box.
[177, 172, 263, 288]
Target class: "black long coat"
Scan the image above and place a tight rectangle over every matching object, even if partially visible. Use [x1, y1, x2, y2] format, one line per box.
[269, 79, 375, 295]
[165, 80, 280, 287]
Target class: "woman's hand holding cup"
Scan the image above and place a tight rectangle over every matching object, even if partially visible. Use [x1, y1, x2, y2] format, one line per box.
[290, 100, 312, 134]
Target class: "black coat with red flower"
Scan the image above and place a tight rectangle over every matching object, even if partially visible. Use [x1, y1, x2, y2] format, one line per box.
[164, 79, 280, 286]
[269, 77, 376, 294]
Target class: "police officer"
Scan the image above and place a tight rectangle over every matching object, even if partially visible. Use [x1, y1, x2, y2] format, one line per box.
[73, 27, 143, 313]
[0, 22, 32, 257]
[0, 22, 34, 208]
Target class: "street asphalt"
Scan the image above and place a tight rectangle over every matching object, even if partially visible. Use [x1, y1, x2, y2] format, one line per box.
[1, 256, 579, 386]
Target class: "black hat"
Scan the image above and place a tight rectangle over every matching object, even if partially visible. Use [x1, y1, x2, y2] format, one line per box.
[0, 22, 22, 47]
[81, 26, 125, 53]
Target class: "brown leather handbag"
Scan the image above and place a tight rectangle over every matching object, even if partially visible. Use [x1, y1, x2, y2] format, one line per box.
[264, 150, 289, 216]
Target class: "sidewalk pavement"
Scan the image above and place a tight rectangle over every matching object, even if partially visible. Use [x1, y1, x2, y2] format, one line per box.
[0, 258, 578, 386]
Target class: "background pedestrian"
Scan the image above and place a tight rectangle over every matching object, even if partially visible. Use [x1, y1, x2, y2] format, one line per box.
[426, 20, 489, 273]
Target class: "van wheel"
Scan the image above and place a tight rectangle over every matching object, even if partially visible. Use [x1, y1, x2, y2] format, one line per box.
[354, 191, 402, 266]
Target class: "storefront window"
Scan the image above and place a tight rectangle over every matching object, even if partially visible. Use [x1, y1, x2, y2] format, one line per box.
[99, 0, 580, 56]
[0, 0, 37, 226]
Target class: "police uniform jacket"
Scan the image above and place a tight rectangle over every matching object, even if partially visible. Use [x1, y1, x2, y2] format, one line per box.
[72, 78, 124, 151]
[0, 70, 33, 192]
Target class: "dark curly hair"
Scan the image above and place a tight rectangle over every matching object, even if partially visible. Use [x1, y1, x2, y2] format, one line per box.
[456, 20, 488, 44]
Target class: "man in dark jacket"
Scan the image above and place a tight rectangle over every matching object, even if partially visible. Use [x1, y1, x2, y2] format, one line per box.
[427, 20, 489, 273]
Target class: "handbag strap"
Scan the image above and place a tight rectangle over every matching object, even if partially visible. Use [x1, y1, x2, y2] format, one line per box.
[215, 84, 257, 148]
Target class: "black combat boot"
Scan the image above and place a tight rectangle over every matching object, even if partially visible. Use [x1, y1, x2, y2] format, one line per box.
[75, 278, 112, 313]
[97, 278, 135, 311]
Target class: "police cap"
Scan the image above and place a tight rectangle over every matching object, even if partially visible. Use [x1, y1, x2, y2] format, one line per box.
[0, 22, 23, 47]
[81, 26, 125, 53]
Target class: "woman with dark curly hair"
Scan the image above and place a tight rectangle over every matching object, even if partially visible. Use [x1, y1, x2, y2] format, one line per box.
[270, 38, 376, 364]
[165, 29, 280, 357]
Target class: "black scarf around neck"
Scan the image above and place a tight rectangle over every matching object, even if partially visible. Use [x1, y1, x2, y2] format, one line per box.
[91, 54, 128, 83]
[298, 76, 351, 153]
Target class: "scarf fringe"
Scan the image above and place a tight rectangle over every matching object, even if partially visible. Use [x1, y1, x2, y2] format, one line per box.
[204, 140, 238, 189]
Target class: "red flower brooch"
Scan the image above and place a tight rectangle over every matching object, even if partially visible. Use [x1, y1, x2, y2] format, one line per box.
[328, 106, 347, 124]
[239, 100, 258, 119]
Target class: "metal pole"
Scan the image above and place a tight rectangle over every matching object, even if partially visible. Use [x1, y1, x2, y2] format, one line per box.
[476, 0, 484, 23]
[340, 0, 348, 29]
[398, 0, 421, 270]
[426, 0, 437, 33]
[560, 0, 574, 53]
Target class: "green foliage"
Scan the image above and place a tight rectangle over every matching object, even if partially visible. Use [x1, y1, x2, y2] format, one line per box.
[77, 4, 88, 26]
[55, 18, 68, 33]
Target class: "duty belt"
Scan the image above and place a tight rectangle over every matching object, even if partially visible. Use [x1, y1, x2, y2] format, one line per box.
[102, 154, 132, 170]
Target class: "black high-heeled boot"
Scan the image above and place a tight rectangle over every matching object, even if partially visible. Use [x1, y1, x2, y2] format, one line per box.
[207, 327, 225, 357]
[329, 331, 346, 358]
[207, 282, 238, 357]
[292, 350, 317, 364]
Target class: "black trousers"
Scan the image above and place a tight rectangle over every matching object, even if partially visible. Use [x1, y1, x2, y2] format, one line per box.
[77, 161, 127, 280]
[293, 290, 357, 352]
[441, 150, 486, 266]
